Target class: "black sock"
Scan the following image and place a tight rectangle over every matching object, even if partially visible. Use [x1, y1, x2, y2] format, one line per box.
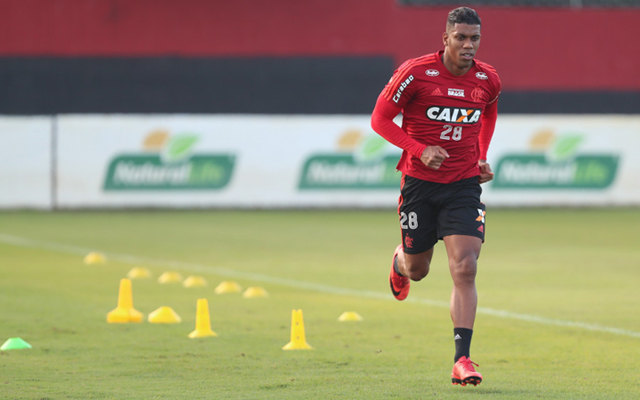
[453, 328, 473, 362]
[393, 255, 404, 277]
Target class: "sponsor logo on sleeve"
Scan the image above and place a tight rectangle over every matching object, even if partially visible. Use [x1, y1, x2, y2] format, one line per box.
[392, 75, 414, 103]
[476, 72, 488, 80]
[425, 107, 481, 124]
[426, 69, 440, 77]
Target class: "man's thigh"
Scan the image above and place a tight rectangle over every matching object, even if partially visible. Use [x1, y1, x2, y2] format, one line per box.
[437, 178, 485, 242]
[398, 175, 439, 254]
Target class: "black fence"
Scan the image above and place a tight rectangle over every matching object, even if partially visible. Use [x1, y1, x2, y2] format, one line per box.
[0, 56, 637, 115]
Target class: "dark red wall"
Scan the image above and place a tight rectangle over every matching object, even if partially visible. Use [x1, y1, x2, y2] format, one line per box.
[1, 0, 638, 91]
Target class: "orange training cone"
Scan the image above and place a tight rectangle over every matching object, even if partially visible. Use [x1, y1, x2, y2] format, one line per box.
[107, 279, 143, 323]
[189, 299, 217, 338]
[282, 309, 312, 350]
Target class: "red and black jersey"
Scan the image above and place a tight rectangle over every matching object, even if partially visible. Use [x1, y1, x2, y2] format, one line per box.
[371, 50, 501, 184]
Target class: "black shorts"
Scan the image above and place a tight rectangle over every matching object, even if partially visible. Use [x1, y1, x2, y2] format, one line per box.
[398, 174, 486, 254]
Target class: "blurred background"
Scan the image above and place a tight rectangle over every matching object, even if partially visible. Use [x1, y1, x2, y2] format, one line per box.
[1, 0, 639, 209]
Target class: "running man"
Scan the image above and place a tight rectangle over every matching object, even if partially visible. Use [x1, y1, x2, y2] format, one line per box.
[370, 7, 501, 386]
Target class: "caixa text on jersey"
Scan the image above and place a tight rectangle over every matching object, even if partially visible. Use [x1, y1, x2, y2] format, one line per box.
[426, 106, 482, 124]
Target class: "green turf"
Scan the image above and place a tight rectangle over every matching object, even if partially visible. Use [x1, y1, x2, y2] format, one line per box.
[0, 209, 639, 399]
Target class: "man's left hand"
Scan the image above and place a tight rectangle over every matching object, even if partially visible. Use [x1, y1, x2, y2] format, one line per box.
[479, 160, 494, 184]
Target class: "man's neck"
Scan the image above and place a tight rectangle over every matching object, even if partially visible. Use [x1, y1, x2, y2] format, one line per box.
[442, 52, 472, 77]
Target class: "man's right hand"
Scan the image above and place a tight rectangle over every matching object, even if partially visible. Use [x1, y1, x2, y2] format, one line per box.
[420, 146, 449, 170]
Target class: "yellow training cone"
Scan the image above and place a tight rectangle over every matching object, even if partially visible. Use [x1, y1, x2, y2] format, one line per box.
[148, 306, 182, 324]
[127, 267, 151, 279]
[243, 287, 269, 298]
[214, 281, 242, 294]
[282, 309, 312, 350]
[188, 299, 217, 338]
[183, 276, 208, 288]
[84, 252, 106, 265]
[158, 271, 183, 284]
[107, 279, 143, 323]
[338, 311, 363, 322]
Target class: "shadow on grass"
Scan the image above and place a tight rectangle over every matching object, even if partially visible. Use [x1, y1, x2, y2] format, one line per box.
[454, 387, 538, 397]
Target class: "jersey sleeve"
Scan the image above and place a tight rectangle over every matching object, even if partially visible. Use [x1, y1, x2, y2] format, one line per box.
[479, 67, 502, 160]
[478, 98, 498, 161]
[371, 93, 427, 159]
[487, 67, 502, 104]
[380, 60, 419, 110]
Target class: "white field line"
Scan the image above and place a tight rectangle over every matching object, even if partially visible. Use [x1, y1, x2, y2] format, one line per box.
[2, 233, 639, 339]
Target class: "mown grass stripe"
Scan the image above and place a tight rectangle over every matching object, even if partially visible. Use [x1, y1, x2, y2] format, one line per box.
[2, 232, 639, 339]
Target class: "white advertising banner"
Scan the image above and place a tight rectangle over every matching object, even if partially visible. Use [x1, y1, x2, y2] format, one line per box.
[0, 117, 52, 209]
[9, 113, 640, 209]
[56, 115, 402, 208]
[483, 115, 640, 206]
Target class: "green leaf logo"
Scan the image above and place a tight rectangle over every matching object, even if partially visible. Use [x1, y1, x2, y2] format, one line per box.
[353, 134, 388, 163]
[161, 133, 199, 163]
[548, 134, 583, 162]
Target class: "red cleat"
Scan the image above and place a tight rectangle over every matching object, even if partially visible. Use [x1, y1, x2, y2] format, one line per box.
[389, 244, 409, 300]
[451, 356, 483, 386]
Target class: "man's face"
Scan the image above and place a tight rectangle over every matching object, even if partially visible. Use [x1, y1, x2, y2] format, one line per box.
[443, 23, 481, 71]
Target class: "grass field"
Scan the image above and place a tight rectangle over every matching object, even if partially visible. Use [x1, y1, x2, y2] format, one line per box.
[0, 208, 639, 399]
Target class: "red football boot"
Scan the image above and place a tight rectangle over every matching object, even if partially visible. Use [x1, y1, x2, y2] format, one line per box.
[451, 356, 483, 386]
[389, 244, 409, 300]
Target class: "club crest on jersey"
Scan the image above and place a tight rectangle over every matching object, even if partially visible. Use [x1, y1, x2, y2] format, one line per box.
[448, 88, 464, 97]
[392, 75, 414, 103]
[471, 87, 486, 102]
[426, 106, 482, 124]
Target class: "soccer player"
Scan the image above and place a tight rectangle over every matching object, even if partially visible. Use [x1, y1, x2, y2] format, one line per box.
[370, 7, 501, 386]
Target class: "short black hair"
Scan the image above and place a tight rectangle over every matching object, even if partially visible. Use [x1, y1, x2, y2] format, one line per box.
[447, 7, 481, 29]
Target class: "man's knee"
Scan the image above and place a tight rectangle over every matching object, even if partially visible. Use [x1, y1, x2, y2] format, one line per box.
[450, 256, 477, 283]
[405, 259, 430, 281]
